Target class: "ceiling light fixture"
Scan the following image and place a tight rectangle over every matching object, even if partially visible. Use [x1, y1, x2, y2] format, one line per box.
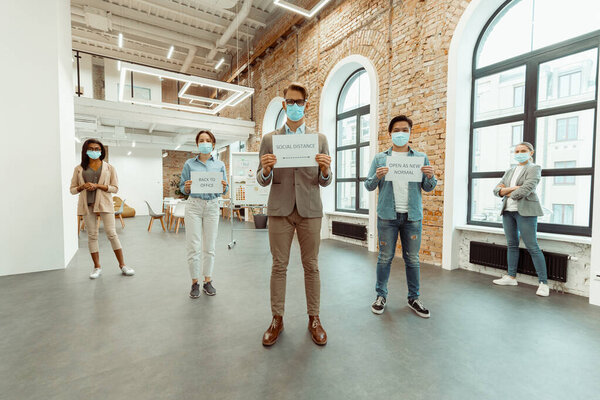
[118, 62, 253, 115]
[118, 33, 123, 48]
[167, 46, 174, 59]
[132, 141, 136, 148]
[162, 152, 168, 158]
[273, 0, 332, 18]
[127, 151, 132, 156]
[215, 58, 224, 70]
[74, 137, 81, 143]
[117, 60, 121, 71]
[175, 145, 181, 150]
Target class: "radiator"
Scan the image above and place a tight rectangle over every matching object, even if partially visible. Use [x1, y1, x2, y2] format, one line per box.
[332, 221, 367, 241]
[469, 241, 568, 282]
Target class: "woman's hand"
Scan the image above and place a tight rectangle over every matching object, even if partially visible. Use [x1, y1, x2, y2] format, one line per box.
[500, 186, 520, 197]
[184, 180, 192, 194]
[421, 165, 434, 179]
[83, 183, 96, 191]
[376, 167, 389, 179]
[222, 180, 227, 193]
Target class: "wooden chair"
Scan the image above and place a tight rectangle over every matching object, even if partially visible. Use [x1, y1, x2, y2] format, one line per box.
[114, 198, 126, 229]
[145, 201, 166, 232]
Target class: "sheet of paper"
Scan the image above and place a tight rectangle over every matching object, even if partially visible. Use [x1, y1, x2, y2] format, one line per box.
[272, 134, 319, 168]
[191, 171, 223, 194]
[385, 155, 425, 182]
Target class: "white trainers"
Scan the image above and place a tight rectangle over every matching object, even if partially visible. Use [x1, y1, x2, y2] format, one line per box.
[90, 268, 102, 279]
[493, 275, 518, 286]
[536, 283, 550, 297]
[121, 266, 135, 276]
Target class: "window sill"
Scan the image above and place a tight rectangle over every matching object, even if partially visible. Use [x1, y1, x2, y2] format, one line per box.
[325, 211, 370, 220]
[456, 224, 592, 245]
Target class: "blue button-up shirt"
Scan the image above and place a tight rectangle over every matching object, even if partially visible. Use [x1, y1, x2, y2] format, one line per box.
[263, 123, 330, 180]
[180, 155, 229, 200]
[364, 147, 437, 221]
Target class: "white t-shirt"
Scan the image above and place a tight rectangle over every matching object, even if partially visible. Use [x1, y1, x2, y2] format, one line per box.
[505, 165, 524, 212]
[391, 150, 409, 213]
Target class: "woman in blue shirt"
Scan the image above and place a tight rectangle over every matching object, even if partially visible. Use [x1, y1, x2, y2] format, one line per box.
[180, 130, 228, 298]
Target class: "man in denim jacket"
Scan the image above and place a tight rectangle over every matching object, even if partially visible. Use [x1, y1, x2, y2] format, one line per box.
[364, 115, 437, 318]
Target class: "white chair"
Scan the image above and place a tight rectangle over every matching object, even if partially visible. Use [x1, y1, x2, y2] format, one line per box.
[170, 201, 186, 234]
[145, 201, 166, 232]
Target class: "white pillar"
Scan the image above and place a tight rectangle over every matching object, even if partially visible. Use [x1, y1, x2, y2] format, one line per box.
[0, 0, 78, 275]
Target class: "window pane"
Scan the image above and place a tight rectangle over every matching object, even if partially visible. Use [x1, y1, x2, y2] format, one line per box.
[472, 122, 524, 172]
[474, 66, 526, 121]
[537, 48, 598, 110]
[338, 70, 370, 113]
[359, 183, 369, 210]
[336, 149, 356, 179]
[360, 146, 370, 178]
[553, 161, 577, 185]
[537, 176, 591, 226]
[360, 114, 370, 143]
[470, 178, 504, 223]
[337, 117, 356, 146]
[535, 109, 595, 169]
[337, 182, 356, 210]
[477, 0, 600, 68]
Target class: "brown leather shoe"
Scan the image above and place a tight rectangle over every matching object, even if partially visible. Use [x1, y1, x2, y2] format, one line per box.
[262, 316, 284, 346]
[308, 315, 327, 345]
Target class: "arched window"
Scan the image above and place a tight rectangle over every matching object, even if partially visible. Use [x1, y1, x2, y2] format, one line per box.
[469, 0, 600, 236]
[275, 107, 286, 130]
[336, 68, 370, 213]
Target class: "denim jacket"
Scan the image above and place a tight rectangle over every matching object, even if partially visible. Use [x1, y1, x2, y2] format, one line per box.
[364, 147, 437, 221]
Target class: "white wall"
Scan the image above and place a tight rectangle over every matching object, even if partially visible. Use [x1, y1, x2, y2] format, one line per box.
[107, 147, 164, 216]
[0, 0, 77, 276]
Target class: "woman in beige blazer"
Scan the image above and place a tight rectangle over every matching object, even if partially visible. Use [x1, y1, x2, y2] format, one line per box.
[70, 139, 134, 279]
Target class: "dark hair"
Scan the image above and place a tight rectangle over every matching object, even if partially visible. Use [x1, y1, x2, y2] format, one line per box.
[80, 139, 106, 169]
[283, 82, 309, 100]
[195, 130, 216, 146]
[388, 115, 413, 132]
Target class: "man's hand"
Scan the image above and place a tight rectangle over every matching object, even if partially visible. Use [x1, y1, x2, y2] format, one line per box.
[184, 180, 192, 194]
[221, 180, 227, 193]
[315, 154, 331, 176]
[376, 167, 389, 179]
[421, 165, 434, 179]
[261, 154, 277, 176]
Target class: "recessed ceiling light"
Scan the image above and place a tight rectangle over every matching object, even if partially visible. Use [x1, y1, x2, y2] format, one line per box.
[215, 58, 224, 70]
[132, 141, 136, 148]
[74, 137, 81, 143]
[127, 151, 132, 156]
[118, 33, 123, 48]
[274, 0, 331, 18]
[167, 46, 174, 59]
[162, 152, 168, 158]
[175, 145, 181, 150]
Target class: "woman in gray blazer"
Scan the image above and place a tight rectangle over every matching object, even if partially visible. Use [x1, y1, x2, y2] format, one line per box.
[492, 142, 549, 297]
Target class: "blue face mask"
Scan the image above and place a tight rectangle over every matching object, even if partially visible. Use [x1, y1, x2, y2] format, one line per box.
[514, 153, 531, 163]
[198, 142, 213, 155]
[286, 104, 305, 122]
[87, 150, 101, 160]
[391, 131, 410, 147]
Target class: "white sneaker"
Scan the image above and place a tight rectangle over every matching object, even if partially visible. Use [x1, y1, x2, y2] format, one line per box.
[90, 268, 102, 279]
[536, 283, 550, 297]
[493, 275, 518, 286]
[121, 266, 135, 276]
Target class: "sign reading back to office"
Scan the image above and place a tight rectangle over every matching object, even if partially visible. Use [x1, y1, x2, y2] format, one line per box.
[191, 171, 222, 194]
[385, 155, 424, 182]
[272, 134, 318, 168]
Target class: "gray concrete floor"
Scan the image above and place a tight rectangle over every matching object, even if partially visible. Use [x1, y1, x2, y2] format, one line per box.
[1, 216, 599, 400]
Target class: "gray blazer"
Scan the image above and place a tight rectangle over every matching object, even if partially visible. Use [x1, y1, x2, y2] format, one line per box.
[256, 126, 332, 218]
[493, 162, 544, 217]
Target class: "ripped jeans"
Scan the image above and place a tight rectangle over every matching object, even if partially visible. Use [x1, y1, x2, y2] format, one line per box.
[376, 214, 422, 300]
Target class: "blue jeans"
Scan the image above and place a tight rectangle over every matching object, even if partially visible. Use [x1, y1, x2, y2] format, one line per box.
[502, 211, 548, 284]
[376, 214, 422, 300]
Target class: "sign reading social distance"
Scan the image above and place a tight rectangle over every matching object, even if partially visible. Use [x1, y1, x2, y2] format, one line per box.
[272, 134, 319, 168]
[385, 155, 425, 182]
[191, 171, 223, 194]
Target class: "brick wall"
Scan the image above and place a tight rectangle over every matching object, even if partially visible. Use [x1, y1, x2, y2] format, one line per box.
[162, 150, 196, 198]
[229, 0, 470, 265]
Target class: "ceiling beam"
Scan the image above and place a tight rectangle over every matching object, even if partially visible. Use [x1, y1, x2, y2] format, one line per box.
[167, 0, 268, 28]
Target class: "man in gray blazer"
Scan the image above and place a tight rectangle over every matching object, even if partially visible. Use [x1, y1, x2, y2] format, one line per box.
[257, 82, 332, 346]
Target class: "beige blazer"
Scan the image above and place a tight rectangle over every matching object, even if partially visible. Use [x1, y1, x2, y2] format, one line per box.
[70, 161, 119, 216]
[256, 126, 332, 218]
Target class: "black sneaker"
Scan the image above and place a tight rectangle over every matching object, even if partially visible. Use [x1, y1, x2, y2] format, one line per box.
[408, 299, 430, 318]
[371, 296, 386, 314]
[203, 281, 216, 296]
[190, 283, 200, 299]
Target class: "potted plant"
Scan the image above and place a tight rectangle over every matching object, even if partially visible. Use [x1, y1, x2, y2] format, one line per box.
[251, 206, 268, 229]
[169, 174, 189, 199]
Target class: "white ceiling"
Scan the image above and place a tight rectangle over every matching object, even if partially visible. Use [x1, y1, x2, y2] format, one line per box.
[71, 0, 284, 79]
